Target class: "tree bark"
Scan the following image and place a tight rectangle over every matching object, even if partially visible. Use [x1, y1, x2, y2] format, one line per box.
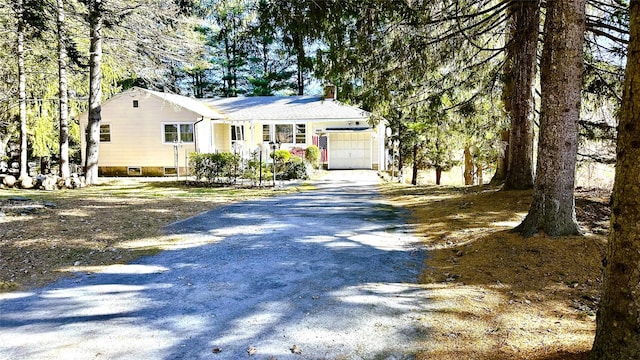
[17, 0, 29, 181]
[590, 1, 640, 358]
[503, 0, 539, 190]
[489, 129, 509, 184]
[84, 0, 103, 185]
[435, 167, 442, 186]
[463, 146, 474, 185]
[514, 0, 584, 237]
[411, 143, 418, 185]
[57, 0, 70, 179]
[294, 31, 305, 95]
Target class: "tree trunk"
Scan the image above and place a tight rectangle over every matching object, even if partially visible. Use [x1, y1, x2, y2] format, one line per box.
[489, 129, 509, 185]
[57, 0, 70, 179]
[514, 0, 584, 237]
[476, 163, 483, 186]
[84, 0, 103, 186]
[294, 32, 305, 95]
[223, 34, 231, 97]
[463, 146, 474, 185]
[231, 21, 238, 96]
[503, 0, 539, 190]
[590, 2, 640, 358]
[411, 143, 418, 185]
[17, 0, 29, 181]
[40, 156, 51, 174]
[435, 167, 442, 186]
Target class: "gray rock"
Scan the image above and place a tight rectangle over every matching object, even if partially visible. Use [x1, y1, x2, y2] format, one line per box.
[57, 177, 72, 189]
[19, 176, 34, 189]
[3, 175, 16, 187]
[39, 175, 58, 191]
[70, 175, 85, 189]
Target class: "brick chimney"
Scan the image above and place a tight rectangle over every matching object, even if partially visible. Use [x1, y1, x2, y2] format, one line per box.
[323, 85, 337, 101]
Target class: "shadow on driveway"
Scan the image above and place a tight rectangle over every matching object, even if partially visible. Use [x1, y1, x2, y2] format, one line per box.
[0, 171, 431, 359]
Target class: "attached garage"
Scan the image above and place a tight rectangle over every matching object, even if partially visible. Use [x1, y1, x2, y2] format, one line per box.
[327, 131, 373, 170]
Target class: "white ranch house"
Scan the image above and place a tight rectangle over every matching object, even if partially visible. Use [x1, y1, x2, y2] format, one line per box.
[79, 87, 388, 177]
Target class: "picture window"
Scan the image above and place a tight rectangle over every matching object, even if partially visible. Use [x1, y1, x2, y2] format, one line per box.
[163, 123, 194, 143]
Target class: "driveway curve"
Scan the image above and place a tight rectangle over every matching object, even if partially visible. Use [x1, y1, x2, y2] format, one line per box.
[0, 170, 430, 360]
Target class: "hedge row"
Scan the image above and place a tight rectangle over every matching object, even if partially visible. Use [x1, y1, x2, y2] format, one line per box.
[189, 146, 320, 185]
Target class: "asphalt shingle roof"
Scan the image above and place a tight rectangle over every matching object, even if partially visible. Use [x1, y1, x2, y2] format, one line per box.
[143, 88, 226, 119]
[129, 88, 371, 122]
[204, 96, 371, 121]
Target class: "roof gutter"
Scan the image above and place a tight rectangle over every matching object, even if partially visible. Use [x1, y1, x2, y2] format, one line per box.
[194, 116, 205, 153]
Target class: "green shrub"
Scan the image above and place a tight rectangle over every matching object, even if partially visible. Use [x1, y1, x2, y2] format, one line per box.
[244, 158, 272, 185]
[305, 145, 320, 168]
[190, 152, 241, 184]
[280, 159, 309, 180]
[272, 149, 291, 163]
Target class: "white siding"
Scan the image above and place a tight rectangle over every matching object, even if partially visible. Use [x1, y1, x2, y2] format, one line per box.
[79, 89, 203, 167]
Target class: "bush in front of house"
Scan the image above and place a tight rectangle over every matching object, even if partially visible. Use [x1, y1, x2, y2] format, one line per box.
[190, 147, 313, 186]
[289, 147, 306, 158]
[268, 149, 311, 181]
[271, 149, 291, 175]
[279, 156, 309, 180]
[305, 145, 320, 169]
[243, 158, 272, 185]
[271, 149, 291, 164]
[190, 152, 241, 184]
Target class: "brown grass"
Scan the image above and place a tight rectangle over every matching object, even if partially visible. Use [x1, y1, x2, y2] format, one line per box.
[0, 178, 296, 291]
[382, 184, 609, 360]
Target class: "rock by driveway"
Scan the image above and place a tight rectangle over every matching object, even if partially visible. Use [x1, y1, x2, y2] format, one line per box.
[0, 170, 430, 360]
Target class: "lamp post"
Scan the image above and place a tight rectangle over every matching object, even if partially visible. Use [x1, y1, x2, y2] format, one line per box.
[386, 127, 396, 181]
[258, 146, 263, 186]
[391, 140, 397, 182]
[173, 140, 182, 181]
[393, 139, 400, 183]
[269, 141, 277, 187]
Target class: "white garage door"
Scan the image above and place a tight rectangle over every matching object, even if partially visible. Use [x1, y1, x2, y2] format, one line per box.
[328, 132, 372, 169]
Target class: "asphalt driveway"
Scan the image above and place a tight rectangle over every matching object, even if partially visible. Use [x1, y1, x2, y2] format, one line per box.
[0, 170, 430, 360]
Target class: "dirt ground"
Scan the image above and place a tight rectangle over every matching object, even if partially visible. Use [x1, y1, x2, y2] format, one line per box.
[381, 184, 608, 360]
[0, 177, 609, 359]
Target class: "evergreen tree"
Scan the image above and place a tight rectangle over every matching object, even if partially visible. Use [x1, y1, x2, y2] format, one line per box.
[501, 0, 540, 190]
[82, 0, 103, 185]
[514, 0, 586, 237]
[57, 0, 71, 179]
[590, 2, 640, 357]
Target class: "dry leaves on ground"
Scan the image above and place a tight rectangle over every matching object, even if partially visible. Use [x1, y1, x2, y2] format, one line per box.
[382, 184, 609, 360]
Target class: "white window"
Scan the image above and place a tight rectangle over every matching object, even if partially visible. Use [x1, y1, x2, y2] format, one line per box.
[295, 124, 306, 144]
[275, 124, 293, 143]
[127, 167, 142, 176]
[99, 124, 111, 142]
[163, 123, 194, 143]
[269, 123, 306, 144]
[231, 125, 245, 141]
[262, 124, 271, 142]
